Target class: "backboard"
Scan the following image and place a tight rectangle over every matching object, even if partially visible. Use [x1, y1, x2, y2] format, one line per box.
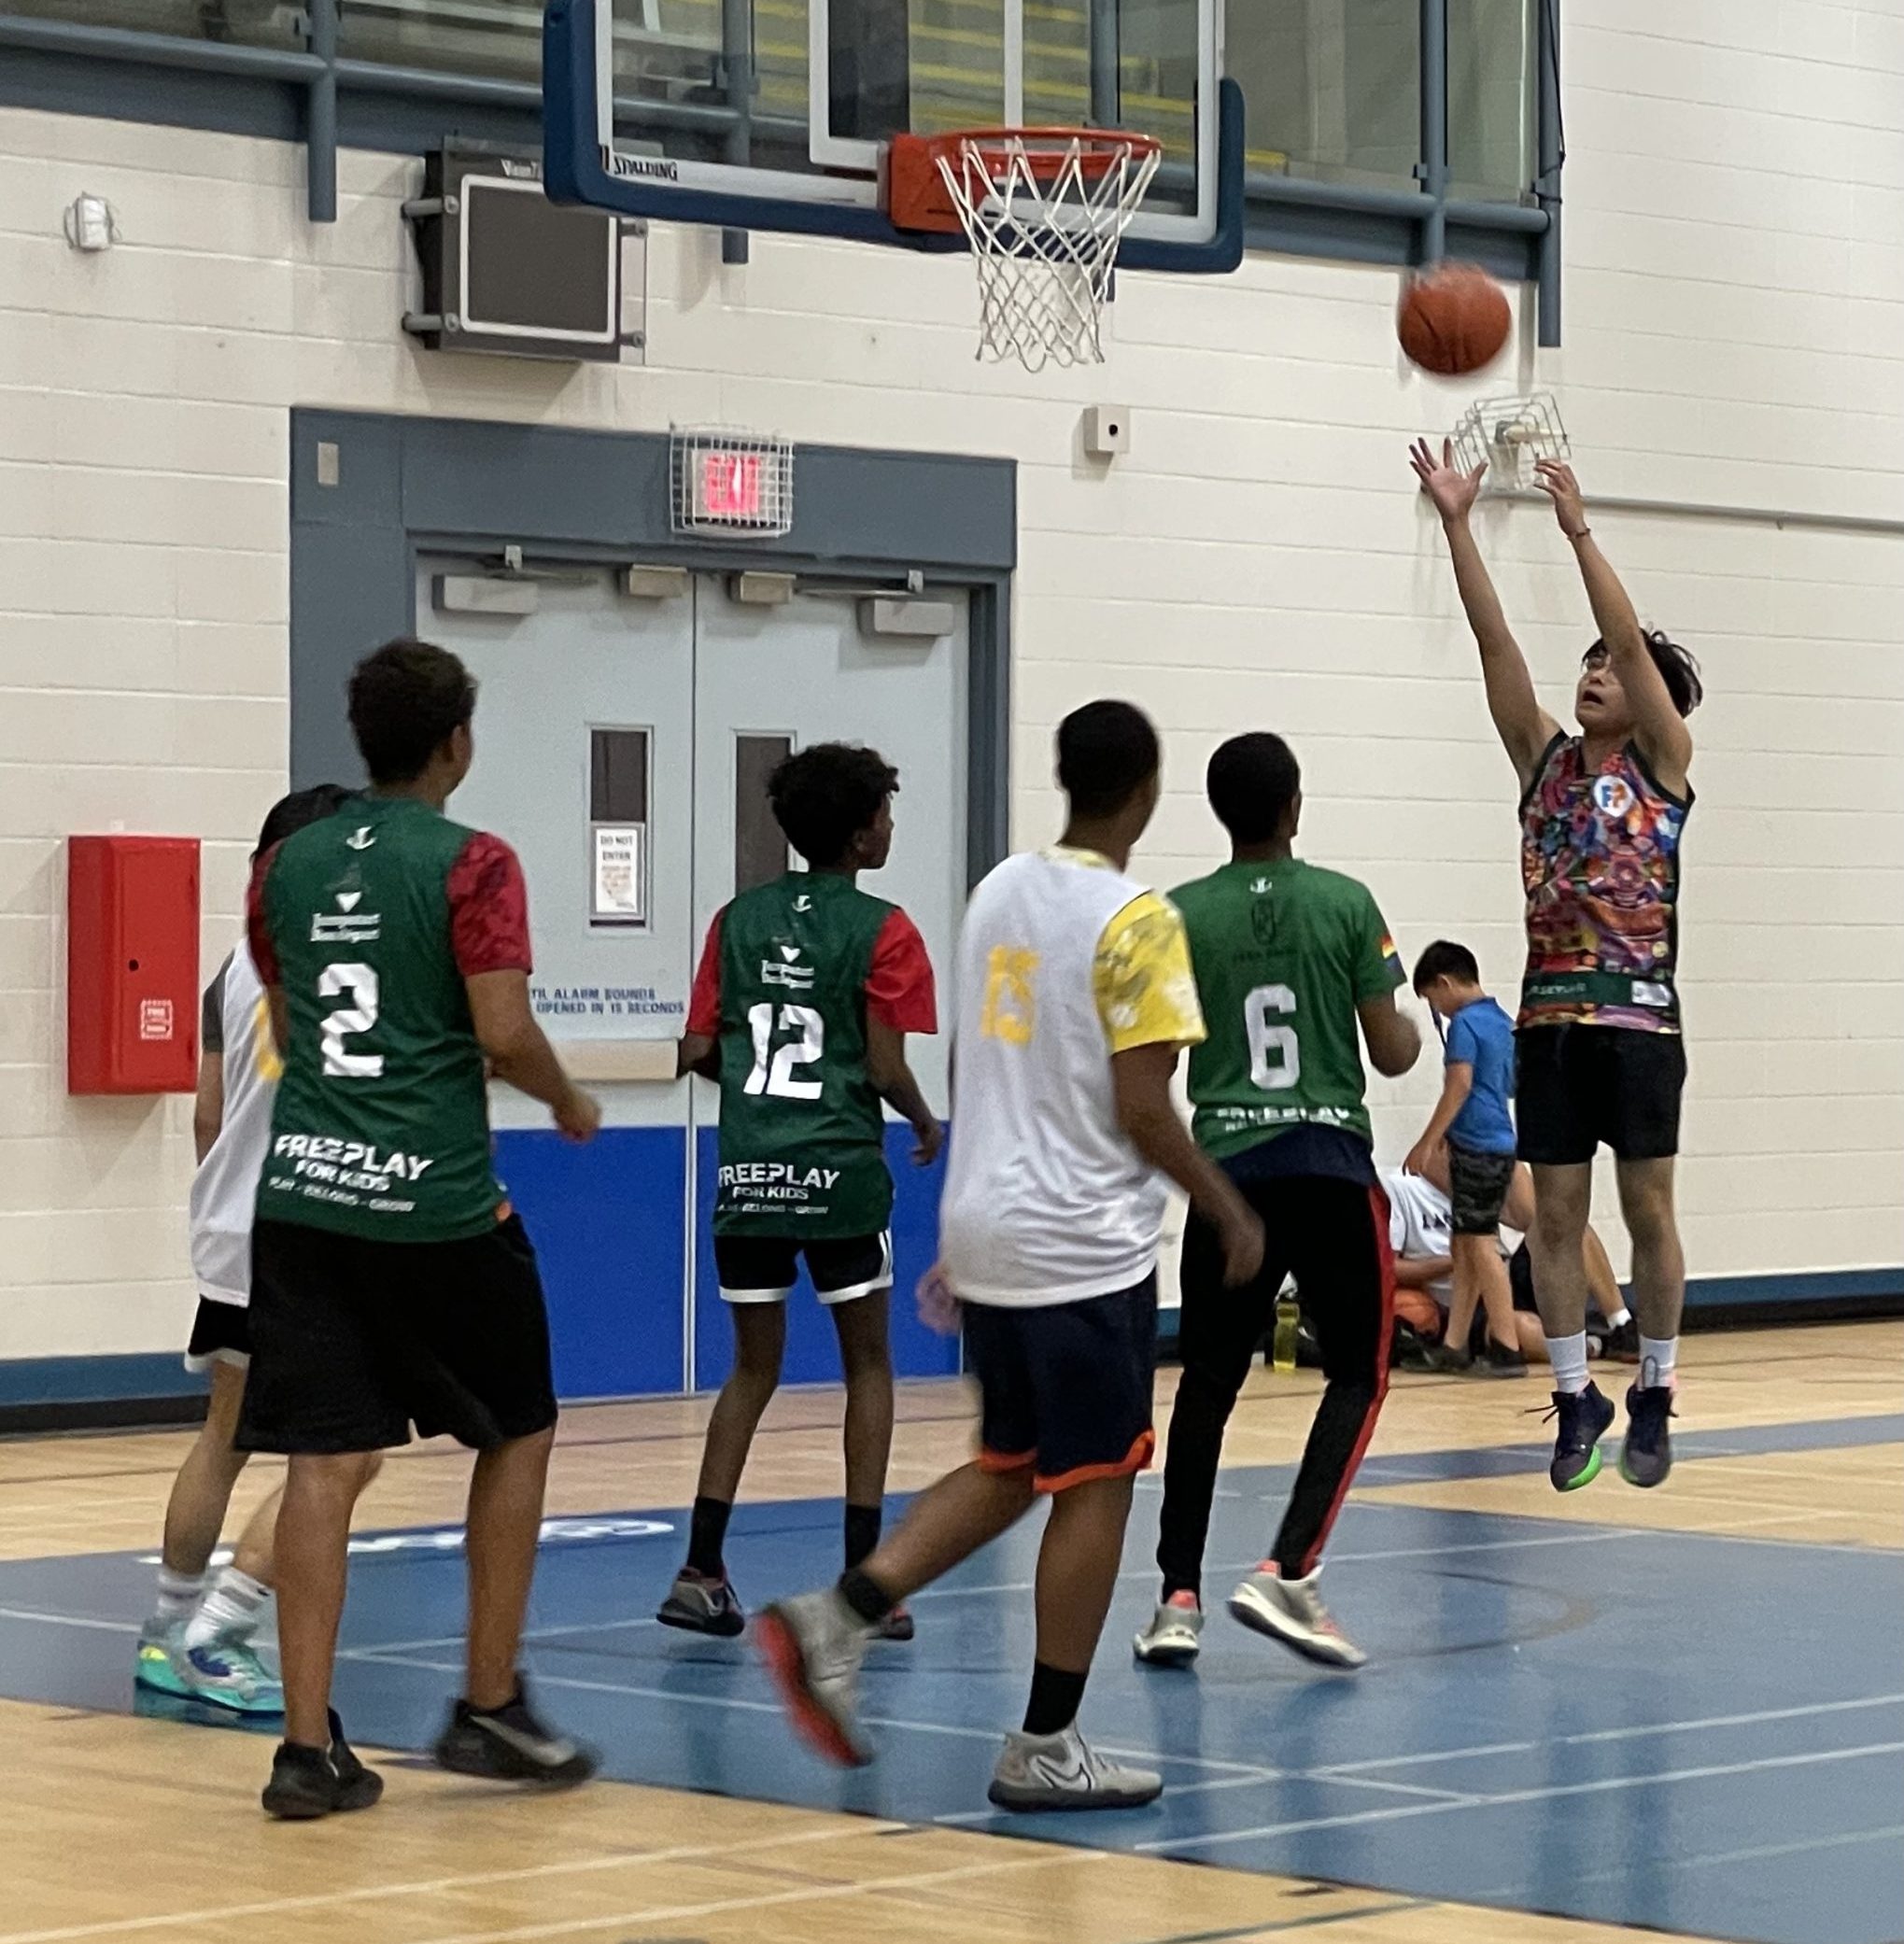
[543, 0, 1242, 275]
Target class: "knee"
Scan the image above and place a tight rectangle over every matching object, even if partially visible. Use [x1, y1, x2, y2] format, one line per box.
[1622, 1190, 1678, 1254]
[1531, 1202, 1586, 1256]
[1174, 1358, 1246, 1418]
[726, 1345, 783, 1398]
[288, 1451, 379, 1508]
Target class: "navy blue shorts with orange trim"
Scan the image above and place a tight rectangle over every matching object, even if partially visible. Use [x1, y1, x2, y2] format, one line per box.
[962, 1275, 1157, 1493]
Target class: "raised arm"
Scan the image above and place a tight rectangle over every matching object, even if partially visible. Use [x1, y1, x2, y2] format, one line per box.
[1410, 438, 1560, 789]
[1534, 458, 1692, 796]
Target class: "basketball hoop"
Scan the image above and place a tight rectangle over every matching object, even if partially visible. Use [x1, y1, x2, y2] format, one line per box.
[888, 129, 1164, 373]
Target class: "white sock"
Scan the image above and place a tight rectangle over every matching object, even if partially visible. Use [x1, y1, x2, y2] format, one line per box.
[151, 1568, 205, 1624]
[1603, 1304, 1632, 1330]
[1637, 1335, 1678, 1389]
[184, 1567, 271, 1648]
[1546, 1331, 1591, 1395]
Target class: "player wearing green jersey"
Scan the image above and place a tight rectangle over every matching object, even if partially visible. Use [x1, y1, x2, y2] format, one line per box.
[241, 639, 600, 1819]
[658, 743, 939, 1641]
[1136, 733, 1421, 1673]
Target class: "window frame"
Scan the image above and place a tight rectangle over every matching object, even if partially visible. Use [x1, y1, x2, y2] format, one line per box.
[0, 0, 1561, 340]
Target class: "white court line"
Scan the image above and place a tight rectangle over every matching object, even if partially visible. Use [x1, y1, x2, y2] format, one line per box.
[1134, 1740, 1904, 1854]
[346, 1649, 1448, 1798]
[0, 1822, 891, 1944]
[1314, 1690, 1904, 1776]
[0, 1607, 135, 1636]
[397, 1846, 1099, 1944]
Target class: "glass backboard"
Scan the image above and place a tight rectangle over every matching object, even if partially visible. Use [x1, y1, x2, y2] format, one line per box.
[543, 0, 1242, 273]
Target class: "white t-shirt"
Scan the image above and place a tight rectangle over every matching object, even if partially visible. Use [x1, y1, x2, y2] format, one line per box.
[1378, 1166, 1517, 1310]
[188, 940, 278, 1307]
[939, 848, 1206, 1307]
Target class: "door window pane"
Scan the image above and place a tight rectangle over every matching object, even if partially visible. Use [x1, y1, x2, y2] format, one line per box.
[1229, 0, 1419, 188]
[735, 735, 792, 895]
[590, 727, 651, 927]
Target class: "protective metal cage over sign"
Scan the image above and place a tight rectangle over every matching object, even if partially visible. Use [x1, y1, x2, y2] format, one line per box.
[669, 428, 796, 539]
[1452, 393, 1572, 494]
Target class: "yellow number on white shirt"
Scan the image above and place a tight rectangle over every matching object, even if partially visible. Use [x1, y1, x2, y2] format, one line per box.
[980, 946, 1038, 1045]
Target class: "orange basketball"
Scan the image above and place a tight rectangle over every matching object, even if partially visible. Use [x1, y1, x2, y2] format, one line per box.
[1397, 264, 1512, 376]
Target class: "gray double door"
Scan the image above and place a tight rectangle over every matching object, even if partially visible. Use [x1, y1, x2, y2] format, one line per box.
[422, 559, 966, 1397]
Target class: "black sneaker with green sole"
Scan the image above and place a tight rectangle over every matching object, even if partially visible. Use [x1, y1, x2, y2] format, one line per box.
[1545, 1381, 1616, 1491]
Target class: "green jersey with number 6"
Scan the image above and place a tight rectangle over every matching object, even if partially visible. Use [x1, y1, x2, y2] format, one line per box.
[1170, 857, 1404, 1162]
[248, 796, 526, 1243]
[690, 872, 938, 1238]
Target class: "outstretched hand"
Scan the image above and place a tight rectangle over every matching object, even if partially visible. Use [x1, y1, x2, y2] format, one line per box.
[1409, 437, 1487, 523]
[1532, 458, 1589, 539]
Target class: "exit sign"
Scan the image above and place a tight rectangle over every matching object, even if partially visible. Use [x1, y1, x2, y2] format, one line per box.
[670, 427, 794, 537]
[700, 451, 761, 520]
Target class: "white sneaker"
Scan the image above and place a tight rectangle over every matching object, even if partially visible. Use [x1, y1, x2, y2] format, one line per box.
[756, 1589, 873, 1767]
[987, 1724, 1163, 1812]
[1227, 1562, 1365, 1669]
[1133, 1591, 1204, 1668]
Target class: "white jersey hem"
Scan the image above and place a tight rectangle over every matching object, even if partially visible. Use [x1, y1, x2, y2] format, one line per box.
[952, 1254, 1158, 1310]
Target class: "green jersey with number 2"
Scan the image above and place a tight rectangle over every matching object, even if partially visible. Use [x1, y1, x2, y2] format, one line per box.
[253, 796, 509, 1243]
[1170, 857, 1404, 1161]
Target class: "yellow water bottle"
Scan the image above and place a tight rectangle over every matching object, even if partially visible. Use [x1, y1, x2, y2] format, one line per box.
[1272, 1293, 1301, 1373]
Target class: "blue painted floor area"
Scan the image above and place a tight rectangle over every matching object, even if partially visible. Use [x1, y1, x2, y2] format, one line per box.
[4, 1416, 1902, 1944]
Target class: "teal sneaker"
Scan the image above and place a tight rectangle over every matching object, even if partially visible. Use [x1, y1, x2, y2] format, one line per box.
[177, 1633, 285, 1716]
[134, 1617, 192, 1699]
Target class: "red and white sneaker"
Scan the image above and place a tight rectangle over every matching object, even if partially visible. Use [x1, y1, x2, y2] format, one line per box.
[1133, 1589, 1204, 1668]
[1227, 1563, 1365, 1669]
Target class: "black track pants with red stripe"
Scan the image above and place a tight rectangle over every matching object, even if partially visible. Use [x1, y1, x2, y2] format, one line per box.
[1157, 1175, 1394, 1599]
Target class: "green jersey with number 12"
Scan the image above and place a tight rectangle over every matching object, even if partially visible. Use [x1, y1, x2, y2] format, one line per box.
[690, 872, 937, 1238]
[1170, 857, 1403, 1162]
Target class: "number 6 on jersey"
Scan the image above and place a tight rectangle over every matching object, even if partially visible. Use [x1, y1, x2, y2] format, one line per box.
[1246, 983, 1300, 1092]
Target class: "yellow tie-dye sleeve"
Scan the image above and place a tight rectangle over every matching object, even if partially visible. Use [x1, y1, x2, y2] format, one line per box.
[1093, 892, 1206, 1054]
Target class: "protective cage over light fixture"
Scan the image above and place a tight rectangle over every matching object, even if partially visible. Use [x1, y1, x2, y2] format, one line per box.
[669, 428, 796, 539]
[1453, 393, 1571, 493]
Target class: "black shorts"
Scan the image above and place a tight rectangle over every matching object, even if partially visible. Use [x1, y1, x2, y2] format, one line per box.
[963, 1275, 1157, 1494]
[237, 1217, 557, 1456]
[1516, 1023, 1686, 1165]
[184, 1296, 251, 1373]
[1447, 1142, 1516, 1235]
[713, 1231, 893, 1306]
[1508, 1241, 1538, 1313]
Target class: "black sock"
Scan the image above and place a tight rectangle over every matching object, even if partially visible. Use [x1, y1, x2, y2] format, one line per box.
[687, 1495, 732, 1577]
[837, 1565, 896, 1626]
[843, 1501, 882, 1571]
[1023, 1661, 1088, 1739]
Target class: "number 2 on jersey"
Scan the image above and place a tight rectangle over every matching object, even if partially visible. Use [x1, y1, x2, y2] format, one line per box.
[319, 962, 385, 1078]
[1245, 983, 1301, 1091]
[744, 1002, 825, 1100]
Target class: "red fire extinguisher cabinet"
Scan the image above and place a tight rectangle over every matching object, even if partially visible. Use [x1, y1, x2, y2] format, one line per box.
[67, 835, 201, 1095]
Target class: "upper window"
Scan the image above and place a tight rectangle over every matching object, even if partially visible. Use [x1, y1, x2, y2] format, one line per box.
[10, 0, 1548, 282]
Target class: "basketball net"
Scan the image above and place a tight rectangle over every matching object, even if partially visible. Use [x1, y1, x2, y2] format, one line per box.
[934, 133, 1162, 373]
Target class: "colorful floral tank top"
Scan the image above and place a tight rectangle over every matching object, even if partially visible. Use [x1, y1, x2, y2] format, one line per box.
[1518, 733, 1692, 1035]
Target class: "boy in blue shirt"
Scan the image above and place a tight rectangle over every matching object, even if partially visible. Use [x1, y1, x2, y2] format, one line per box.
[1406, 941, 1526, 1374]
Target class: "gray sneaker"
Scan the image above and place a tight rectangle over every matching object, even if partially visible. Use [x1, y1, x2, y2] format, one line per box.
[1227, 1563, 1366, 1669]
[1133, 1592, 1204, 1668]
[756, 1589, 873, 1767]
[987, 1725, 1163, 1811]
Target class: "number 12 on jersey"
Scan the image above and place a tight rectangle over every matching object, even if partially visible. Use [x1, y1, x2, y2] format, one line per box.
[744, 1001, 825, 1100]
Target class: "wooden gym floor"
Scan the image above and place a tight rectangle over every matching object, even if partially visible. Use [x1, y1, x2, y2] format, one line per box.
[1, 1318, 1899, 1944]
